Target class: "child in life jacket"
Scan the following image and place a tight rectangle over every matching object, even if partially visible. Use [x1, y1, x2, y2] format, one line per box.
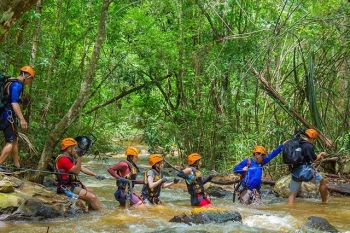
[177, 153, 214, 207]
[141, 154, 179, 204]
[233, 144, 285, 205]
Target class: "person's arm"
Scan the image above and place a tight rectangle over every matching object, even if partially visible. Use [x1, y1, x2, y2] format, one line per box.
[107, 162, 126, 179]
[177, 167, 193, 178]
[263, 144, 284, 164]
[162, 181, 176, 188]
[233, 159, 249, 174]
[67, 157, 83, 174]
[147, 171, 163, 189]
[9, 82, 28, 131]
[81, 165, 96, 176]
[313, 152, 327, 163]
[11, 102, 28, 131]
[202, 175, 213, 184]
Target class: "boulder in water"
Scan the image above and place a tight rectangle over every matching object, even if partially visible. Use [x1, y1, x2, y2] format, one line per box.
[169, 207, 242, 225]
[304, 216, 339, 233]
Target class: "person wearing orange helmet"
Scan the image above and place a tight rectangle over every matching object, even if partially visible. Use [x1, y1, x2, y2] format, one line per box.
[287, 128, 328, 204]
[107, 146, 144, 206]
[177, 153, 214, 207]
[141, 154, 179, 205]
[233, 143, 286, 205]
[55, 137, 105, 211]
[0, 66, 35, 172]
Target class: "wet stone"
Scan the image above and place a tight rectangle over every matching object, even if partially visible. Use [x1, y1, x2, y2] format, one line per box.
[169, 208, 242, 225]
[304, 216, 339, 233]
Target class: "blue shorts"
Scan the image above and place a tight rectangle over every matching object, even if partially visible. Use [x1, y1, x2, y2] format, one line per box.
[289, 171, 322, 193]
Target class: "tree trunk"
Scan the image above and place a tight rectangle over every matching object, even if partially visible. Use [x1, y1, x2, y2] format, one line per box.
[30, 0, 111, 184]
[246, 61, 335, 149]
[0, 0, 38, 42]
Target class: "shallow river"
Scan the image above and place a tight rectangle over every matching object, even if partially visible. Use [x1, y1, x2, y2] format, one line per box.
[1, 154, 350, 233]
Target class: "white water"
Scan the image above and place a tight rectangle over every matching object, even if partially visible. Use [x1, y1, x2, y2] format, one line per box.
[1, 155, 349, 233]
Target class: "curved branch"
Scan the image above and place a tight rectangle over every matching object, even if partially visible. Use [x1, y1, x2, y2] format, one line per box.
[84, 73, 172, 115]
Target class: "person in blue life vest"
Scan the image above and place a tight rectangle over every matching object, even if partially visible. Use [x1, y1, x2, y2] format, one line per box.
[0, 66, 34, 171]
[287, 129, 327, 205]
[233, 143, 285, 205]
[177, 153, 214, 207]
[56, 138, 105, 211]
[141, 154, 180, 205]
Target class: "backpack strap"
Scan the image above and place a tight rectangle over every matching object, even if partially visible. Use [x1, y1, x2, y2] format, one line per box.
[247, 158, 251, 167]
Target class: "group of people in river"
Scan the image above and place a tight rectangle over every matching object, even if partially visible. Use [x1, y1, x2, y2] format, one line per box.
[53, 128, 327, 211]
[0, 66, 329, 211]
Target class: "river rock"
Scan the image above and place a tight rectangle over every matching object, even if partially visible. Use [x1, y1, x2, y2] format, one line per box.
[274, 175, 318, 198]
[0, 173, 89, 221]
[206, 186, 229, 198]
[169, 207, 242, 225]
[304, 216, 339, 232]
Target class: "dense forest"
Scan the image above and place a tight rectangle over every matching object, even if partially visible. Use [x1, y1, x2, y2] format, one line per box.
[0, 0, 349, 183]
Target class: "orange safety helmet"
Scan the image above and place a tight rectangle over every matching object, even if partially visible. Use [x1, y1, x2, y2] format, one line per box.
[149, 154, 163, 166]
[125, 146, 140, 157]
[61, 138, 77, 150]
[305, 129, 318, 139]
[252, 146, 267, 155]
[20, 66, 35, 78]
[187, 153, 201, 165]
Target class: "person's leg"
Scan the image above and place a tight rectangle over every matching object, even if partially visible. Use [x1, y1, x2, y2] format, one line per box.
[11, 140, 20, 168]
[288, 178, 301, 204]
[78, 187, 102, 210]
[287, 193, 297, 204]
[130, 193, 144, 206]
[239, 189, 252, 205]
[319, 178, 327, 202]
[0, 126, 19, 167]
[0, 142, 15, 165]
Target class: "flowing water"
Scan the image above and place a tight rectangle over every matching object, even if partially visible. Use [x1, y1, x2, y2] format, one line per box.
[1, 154, 350, 233]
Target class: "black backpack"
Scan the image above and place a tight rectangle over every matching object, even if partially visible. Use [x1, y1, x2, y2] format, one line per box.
[0, 72, 16, 111]
[282, 131, 304, 164]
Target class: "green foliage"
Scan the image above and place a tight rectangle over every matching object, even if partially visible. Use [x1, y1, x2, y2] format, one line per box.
[0, 0, 349, 175]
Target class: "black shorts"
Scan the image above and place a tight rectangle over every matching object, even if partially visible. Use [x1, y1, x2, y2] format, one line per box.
[2, 118, 18, 142]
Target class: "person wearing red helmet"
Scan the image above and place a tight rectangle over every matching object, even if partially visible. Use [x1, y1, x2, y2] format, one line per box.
[107, 146, 144, 206]
[55, 137, 104, 210]
[233, 143, 285, 205]
[0, 66, 35, 171]
[177, 153, 214, 207]
[141, 154, 179, 205]
[287, 128, 328, 204]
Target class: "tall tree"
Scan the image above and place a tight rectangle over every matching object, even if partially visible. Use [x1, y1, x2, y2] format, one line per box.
[0, 0, 38, 42]
[31, 0, 111, 183]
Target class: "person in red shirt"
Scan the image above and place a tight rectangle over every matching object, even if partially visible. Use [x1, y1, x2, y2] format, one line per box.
[107, 146, 144, 207]
[56, 137, 104, 211]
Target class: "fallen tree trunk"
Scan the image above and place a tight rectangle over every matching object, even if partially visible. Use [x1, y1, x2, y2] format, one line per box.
[246, 61, 335, 149]
[326, 184, 350, 196]
[211, 179, 276, 186]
